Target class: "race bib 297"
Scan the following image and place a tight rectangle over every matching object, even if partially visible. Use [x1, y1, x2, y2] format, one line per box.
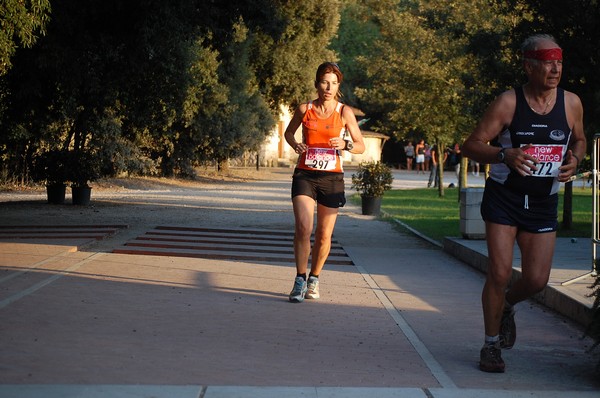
[304, 148, 337, 170]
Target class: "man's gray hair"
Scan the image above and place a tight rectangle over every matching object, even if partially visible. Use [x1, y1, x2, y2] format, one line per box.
[521, 34, 559, 53]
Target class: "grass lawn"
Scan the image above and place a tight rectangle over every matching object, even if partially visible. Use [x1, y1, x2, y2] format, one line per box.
[353, 186, 593, 244]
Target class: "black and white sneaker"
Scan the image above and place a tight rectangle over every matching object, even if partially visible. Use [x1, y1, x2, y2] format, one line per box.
[479, 342, 505, 373]
[288, 276, 307, 303]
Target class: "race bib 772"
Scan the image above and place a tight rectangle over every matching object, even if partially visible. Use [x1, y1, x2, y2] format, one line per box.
[522, 144, 563, 178]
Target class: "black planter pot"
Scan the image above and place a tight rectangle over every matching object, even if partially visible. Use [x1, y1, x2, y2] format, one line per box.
[46, 184, 66, 204]
[361, 195, 382, 216]
[71, 186, 92, 205]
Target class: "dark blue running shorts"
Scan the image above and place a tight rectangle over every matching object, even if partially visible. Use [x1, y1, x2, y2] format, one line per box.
[291, 168, 346, 208]
[481, 178, 558, 233]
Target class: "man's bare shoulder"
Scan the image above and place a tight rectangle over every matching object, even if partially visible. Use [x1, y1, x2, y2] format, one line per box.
[494, 88, 517, 107]
[563, 89, 583, 109]
[483, 88, 516, 124]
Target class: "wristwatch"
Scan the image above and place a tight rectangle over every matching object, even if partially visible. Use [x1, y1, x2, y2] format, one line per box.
[497, 148, 505, 163]
[344, 140, 354, 151]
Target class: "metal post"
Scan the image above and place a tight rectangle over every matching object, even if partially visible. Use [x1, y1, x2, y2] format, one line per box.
[562, 133, 599, 285]
[592, 133, 599, 276]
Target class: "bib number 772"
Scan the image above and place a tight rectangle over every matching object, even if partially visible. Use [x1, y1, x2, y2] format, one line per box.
[522, 144, 563, 178]
[531, 161, 554, 176]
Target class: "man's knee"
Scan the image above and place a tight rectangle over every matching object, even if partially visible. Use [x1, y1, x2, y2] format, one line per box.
[524, 274, 550, 294]
[487, 264, 513, 286]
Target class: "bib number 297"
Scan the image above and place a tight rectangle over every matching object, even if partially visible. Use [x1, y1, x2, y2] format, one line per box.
[305, 148, 336, 171]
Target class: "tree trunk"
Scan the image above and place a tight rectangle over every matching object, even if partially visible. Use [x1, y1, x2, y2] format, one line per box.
[218, 158, 229, 173]
[437, 143, 445, 197]
[459, 156, 468, 201]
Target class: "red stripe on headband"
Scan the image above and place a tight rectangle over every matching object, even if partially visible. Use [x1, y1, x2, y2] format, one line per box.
[523, 48, 562, 61]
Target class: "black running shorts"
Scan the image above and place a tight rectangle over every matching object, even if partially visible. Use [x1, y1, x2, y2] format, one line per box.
[291, 168, 346, 208]
[481, 178, 558, 233]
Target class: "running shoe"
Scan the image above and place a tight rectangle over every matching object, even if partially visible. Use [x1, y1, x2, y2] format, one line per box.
[479, 342, 505, 373]
[500, 307, 516, 349]
[306, 276, 320, 299]
[288, 276, 307, 303]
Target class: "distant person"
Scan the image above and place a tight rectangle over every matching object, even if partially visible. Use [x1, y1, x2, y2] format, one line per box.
[462, 34, 586, 373]
[427, 144, 447, 188]
[449, 143, 462, 176]
[470, 159, 480, 177]
[284, 62, 365, 303]
[415, 139, 426, 174]
[424, 144, 432, 172]
[404, 141, 415, 171]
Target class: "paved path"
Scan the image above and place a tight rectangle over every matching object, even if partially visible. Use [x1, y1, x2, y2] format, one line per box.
[0, 168, 598, 397]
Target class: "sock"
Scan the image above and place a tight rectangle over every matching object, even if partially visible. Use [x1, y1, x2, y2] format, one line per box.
[485, 335, 500, 346]
[296, 273, 307, 281]
[308, 272, 319, 279]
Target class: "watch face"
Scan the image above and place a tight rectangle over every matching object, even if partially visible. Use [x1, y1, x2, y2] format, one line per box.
[498, 149, 504, 162]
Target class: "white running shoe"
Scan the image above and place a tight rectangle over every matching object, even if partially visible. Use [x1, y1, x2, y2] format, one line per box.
[305, 276, 320, 299]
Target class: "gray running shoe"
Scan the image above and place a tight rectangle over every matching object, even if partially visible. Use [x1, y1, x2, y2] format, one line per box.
[289, 276, 307, 303]
[306, 276, 320, 299]
[500, 307, 516, 349]
[479, 342, 505, 373]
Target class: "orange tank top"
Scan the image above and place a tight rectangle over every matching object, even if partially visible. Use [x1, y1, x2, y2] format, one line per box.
[296, 101, 345, 173]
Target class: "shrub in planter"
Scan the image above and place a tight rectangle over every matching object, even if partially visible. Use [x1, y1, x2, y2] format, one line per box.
[32, 149, 70, 204]
[65, 150, 101, 205]
[66, 150, 101, 188]
[351, 161, 393, 215]
[32, 149, 69, 186]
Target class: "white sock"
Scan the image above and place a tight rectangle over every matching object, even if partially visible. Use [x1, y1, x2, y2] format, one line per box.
[485, 335, 500, 345]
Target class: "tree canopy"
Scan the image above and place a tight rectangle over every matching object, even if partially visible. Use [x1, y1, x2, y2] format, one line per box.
[1, 0, 599, 185]
[0, 0, 51, 76]
[0, 0, 340, 182]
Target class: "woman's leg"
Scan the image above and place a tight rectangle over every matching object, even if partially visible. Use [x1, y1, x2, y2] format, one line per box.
[292, 195, 315, 276]
[309, 203, 339, 276]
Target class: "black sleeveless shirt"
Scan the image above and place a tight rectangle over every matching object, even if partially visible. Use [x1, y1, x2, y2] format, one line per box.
[489, 86, 571, 196]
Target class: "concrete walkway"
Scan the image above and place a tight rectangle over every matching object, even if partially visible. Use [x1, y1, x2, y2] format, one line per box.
[0, 168, 598, 397]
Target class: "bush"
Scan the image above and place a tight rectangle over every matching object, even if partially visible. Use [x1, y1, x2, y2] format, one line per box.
[66, 150, 102, 188]
[351, 161, 393, 197]
[31, 149, 70, 186]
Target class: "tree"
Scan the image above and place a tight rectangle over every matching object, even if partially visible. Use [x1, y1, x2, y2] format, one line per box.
[196, 19, 274, 173]
[1, 0, 345, 183]
[350, 0, 529, 195]
[329, 0, 381, 108]
[0, 0, 51, 76]
[258, 0, 341, 110]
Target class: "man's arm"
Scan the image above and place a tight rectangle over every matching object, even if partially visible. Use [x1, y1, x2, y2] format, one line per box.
[558, 91, 587, 182]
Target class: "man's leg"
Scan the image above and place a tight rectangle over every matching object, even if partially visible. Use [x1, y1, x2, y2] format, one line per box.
[479, 221, 517, 372]
[507, 231, 556, 304]
[483, 222, 518, 337]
